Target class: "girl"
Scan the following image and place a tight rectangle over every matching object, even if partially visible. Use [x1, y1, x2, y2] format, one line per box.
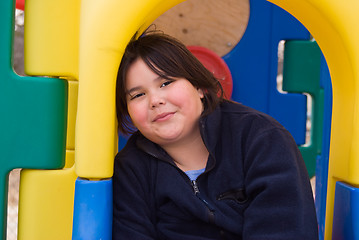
[113, 31, 318, 240]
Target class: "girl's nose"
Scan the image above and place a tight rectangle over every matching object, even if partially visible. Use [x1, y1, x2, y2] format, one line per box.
[150, 94, 165, 109]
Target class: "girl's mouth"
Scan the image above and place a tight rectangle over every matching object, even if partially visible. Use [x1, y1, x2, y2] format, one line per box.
[153, 112, 175, 122]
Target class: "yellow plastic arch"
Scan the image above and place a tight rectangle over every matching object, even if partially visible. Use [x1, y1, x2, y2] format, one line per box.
[267, 0, 359, 238]
[75, 0, 186, 178]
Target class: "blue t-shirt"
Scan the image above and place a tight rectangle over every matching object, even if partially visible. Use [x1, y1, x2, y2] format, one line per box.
[185, 168, 205, 181]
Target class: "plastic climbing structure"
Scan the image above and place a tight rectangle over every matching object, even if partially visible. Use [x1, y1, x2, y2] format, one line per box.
[0, 0, 359, 239]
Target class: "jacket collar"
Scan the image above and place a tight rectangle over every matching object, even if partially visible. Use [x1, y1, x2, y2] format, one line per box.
[199, 103, 222, 155]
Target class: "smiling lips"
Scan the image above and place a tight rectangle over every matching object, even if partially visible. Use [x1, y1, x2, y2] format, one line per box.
[153, 112, 175, 122]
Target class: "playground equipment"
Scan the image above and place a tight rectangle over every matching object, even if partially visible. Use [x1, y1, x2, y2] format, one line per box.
[0, 0, 358, 239]
[267, 1, 359, 239]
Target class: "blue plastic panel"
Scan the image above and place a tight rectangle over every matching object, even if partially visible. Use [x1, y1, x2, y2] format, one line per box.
[316, 55, 332, 240]
[223, 0, 309, 145]
[72, 178, 113, 240]
[332, 181, 359, 239]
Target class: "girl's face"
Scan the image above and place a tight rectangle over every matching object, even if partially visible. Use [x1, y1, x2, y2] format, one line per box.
[125, 58, 204, 148]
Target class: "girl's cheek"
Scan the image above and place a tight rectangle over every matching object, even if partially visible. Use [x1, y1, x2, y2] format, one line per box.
[128, 104, 147, 127]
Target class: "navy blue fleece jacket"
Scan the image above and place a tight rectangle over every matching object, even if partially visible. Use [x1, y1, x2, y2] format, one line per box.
[112, 101, 318, 240]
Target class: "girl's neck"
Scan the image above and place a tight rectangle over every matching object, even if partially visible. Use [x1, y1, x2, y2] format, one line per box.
[161, 133, 209, 172]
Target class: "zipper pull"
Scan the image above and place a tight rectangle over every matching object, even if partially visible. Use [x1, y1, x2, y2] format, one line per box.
[191, 180, 200, 195]
[191, 180, 216, 223]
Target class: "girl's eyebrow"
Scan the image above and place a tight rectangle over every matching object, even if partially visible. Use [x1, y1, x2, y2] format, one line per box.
[126, 86, 142, 95]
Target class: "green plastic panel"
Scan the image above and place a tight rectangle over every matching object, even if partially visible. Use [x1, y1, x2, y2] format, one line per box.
[0, 0, 68, 238]
[282, 40, 324, 178]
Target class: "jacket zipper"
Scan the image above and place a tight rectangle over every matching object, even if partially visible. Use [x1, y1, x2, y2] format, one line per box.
[191, 180, 215, 224]
[141, 139, 216, 223]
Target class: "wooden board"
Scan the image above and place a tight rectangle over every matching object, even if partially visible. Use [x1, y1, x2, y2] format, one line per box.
[152, 0, 249, 56]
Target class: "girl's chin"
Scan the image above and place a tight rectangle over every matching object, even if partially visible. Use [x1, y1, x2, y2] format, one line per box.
[156, 135, 181, 144]
[150, 133, 183, 145]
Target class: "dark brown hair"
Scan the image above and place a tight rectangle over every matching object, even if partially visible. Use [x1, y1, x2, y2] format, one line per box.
[116, 30, 223, 135]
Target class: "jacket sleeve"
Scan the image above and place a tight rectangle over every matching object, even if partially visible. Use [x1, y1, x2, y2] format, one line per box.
[242, 128, 318, 240]
[112, 151, 157, 240]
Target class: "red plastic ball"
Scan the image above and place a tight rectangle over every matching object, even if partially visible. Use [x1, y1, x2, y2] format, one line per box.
[188, 46, 233, 99]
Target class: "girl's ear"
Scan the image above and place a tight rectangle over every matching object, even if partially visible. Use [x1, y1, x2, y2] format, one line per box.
[197, 88, 205, 99]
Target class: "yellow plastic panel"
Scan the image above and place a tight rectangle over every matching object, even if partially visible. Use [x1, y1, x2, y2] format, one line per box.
[24, 0, 81, 79]
[65, 150, 75, 168]
[267, 0, 359, 238]
[66, 80, 78, 150]
[74, 0, 185, 179]
[18, 168, 77, 240]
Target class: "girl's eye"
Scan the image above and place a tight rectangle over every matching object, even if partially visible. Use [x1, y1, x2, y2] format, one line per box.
[160, 80, 173, 88]
[129, 92, 144, 100]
